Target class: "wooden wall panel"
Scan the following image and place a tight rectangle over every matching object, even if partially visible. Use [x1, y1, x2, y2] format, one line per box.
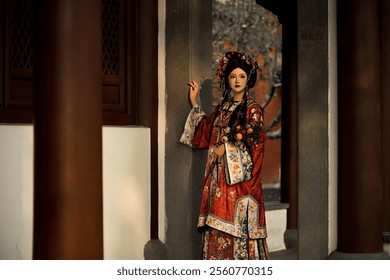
[0, 0, 137, 125]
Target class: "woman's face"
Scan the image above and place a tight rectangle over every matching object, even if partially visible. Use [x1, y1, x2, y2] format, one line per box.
[228, 68, 248, 94]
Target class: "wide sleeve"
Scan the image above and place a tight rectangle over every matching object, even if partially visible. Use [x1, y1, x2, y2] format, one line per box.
[247, 104, 266, 179]
[179, 105, 206, 148]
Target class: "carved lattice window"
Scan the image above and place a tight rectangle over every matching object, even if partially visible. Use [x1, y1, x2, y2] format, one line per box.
[11, 0, 33, 70]
[5, 0, 34, 112]
[101, 0, 127, 117]
[0, 0, 135, 124]
[102, 0, 120, 76]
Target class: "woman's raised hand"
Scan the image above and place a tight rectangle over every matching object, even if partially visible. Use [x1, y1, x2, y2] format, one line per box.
[187, 80, 200, 107]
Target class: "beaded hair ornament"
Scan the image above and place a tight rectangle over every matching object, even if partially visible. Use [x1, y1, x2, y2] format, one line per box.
[215, 51, 263, 147]
[216, 51, 259, 91]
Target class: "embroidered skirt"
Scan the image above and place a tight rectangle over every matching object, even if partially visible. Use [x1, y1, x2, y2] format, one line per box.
[201, 226, 270, 260]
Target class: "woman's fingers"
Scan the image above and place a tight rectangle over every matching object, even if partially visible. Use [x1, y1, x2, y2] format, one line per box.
[188, 80, 200, 107]
[213, 144, 225, 162]
[187, 80, 199, 90]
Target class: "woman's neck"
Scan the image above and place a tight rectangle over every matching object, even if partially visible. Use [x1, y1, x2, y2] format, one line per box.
[232, 91, 244, 102]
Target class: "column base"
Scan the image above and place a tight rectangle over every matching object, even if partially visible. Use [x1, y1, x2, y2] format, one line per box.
[284, 228, 298, 249]
[144, 239, 167, 260]
[328, 250, 390, 260]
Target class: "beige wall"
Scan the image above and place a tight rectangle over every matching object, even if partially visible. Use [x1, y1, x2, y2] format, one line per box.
[0, 125, 151, 260]
[0, 125, 33, 259]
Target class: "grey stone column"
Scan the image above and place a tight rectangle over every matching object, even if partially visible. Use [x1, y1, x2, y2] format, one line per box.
[297, 0, 330, 259]
[164, 0, 212, 260]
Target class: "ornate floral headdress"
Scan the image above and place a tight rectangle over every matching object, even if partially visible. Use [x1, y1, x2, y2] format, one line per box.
[216, 51, 258, 89]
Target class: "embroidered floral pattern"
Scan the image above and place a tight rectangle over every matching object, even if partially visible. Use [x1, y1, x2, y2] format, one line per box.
[202, 225, 269, 260]
[237, 196, 267, 239]
[179, 105, 206, 147]
[198, 195, 267, 239]
[202, 228, 233, 260]
[228, 190, 237, 203]
[180, 97, 269, 259]
[224, 141, 253, 185]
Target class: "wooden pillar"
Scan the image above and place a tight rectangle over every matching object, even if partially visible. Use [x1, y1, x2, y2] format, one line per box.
[381, 0, 390, 241]
[279, 0, 298, 238]
[136, 0, 159, 241]
[337, 0, 383, 254]
[33, 0, 103, 259]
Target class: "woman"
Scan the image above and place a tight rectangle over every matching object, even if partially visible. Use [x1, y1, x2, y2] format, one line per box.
[180, 51, 269, 260]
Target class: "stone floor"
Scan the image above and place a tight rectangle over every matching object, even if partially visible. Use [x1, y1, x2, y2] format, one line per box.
[270, 248, 297, 260]
[270, 247, 390, 260]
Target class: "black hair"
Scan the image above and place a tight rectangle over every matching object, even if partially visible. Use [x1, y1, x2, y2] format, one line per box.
[223, 53, 257, 91]
[217, 51, 258, 129]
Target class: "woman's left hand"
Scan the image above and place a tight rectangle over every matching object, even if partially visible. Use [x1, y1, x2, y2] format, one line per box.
[214, 144, 225, 163]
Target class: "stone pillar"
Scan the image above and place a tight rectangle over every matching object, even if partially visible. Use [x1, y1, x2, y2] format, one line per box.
[335, 0, 387, 258]
[297, 0, 330, 259]
[33, 0, 103, 259]
[164, 0, 212, 260]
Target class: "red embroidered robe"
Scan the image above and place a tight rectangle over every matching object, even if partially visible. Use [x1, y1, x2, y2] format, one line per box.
[180, 97, 267, 240]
